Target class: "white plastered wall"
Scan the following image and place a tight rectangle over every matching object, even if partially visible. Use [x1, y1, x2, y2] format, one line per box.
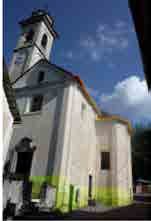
[95, 121, 113, 188]
[95, 120, 132, 201]
[58, 83, 98, 191]
[113, 123, 133, 197]
[27, 21, 54, 69]
[3, 89, 14, 165]
[9, 20, 54, 84]
[8, 85, 61, 176]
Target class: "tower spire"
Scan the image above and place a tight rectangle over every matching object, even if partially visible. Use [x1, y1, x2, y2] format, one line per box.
[9, 10, 58, 84]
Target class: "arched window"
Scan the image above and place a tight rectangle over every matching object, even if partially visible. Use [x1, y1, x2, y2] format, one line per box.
[41, 34, 48, 48]
[25, 29, 34, 42]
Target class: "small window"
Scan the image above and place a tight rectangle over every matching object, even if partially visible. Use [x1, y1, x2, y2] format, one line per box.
[30, 95, 43, 112]
[101, 152, 110, 170]
[38, 71, 45, 83]
[88, 175, 92, 198]
[25, 29, 34, 42]
[81, 103, 86, 119]
[41, 34, 48, 48]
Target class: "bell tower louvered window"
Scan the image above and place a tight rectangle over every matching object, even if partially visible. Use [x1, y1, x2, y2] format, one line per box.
[41, 34, 48, 48]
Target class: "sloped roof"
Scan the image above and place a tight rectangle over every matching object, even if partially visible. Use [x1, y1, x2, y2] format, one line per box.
[12, 58, 132, 134]
[19, 9, 58, 38]
[96, 115, 132, 135]
[12, 59, 101, 115]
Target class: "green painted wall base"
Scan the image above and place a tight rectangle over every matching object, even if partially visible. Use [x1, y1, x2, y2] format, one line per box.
[29, 176, 133, 212]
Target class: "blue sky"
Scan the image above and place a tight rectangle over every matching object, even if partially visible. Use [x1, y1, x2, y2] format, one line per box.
[3, 0, 151, 125]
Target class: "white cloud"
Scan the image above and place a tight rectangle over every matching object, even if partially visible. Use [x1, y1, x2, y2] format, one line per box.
[120, 39, 129, 49]
[91, 51, 100, 61]
[62, 20, 132, 64]
[80, 37, 96, 49]
[80, 20, 131, 62]
[100, 76, 151, 121]
[96, 22, 129, 49]
[114, 21, 127, 28]
[80, 37, 101, 61]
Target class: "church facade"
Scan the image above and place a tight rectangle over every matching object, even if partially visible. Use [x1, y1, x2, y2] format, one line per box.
[3, 10, 133, 214]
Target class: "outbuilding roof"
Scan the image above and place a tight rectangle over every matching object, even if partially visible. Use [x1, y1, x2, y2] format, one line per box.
[136, 179, 151, 184]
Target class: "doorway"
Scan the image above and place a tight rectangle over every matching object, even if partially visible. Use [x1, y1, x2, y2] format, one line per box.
[16, 151, 33, 177]
[88, 175, 92, 199]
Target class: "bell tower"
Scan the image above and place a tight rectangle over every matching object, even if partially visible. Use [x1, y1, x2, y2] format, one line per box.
[9, 9, 58, 83]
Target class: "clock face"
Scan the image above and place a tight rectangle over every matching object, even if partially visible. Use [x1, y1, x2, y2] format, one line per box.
[15, 53, 26, 65]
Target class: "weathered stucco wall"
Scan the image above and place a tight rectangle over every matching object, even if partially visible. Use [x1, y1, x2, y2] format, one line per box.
[95, 120, 133, 205]
[95, 121, 114, 205]
[72, 85, 96, 180]
[95, 121, 112, 185]
[66, 84, 97, 186]
[8, 83, 64, 177]
[5, 62, 133, 211]
[55, 83, 98, 210]
[53, 83, 133, 211]
[113, 123, 133, 204]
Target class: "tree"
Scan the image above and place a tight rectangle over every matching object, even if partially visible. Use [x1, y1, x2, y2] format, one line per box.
[131, 123, 151, 182]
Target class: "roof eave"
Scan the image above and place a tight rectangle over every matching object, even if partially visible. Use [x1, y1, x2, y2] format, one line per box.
[96, 116, 133, 135]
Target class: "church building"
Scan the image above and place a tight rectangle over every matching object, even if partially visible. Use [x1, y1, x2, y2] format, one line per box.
[3, 10, 133, 214]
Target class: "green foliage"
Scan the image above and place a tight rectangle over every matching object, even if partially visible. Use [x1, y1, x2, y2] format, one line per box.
[132, 123, 151, 182]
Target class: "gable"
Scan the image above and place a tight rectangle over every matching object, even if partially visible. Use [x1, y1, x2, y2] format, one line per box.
[13, 60, 71, 89]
